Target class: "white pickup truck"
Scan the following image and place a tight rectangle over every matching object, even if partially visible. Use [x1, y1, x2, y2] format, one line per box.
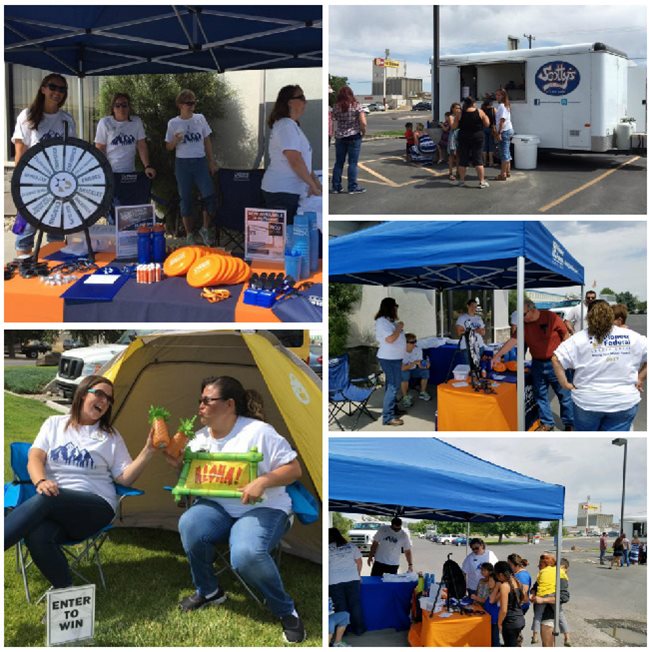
[347, 522, 383, 554]
[438, 534, 459, 545]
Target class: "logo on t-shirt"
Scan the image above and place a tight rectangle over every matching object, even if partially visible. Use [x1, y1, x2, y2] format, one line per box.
[184, 132, 203, 143]
[50, 442, 95, 468]
[110, 133, 136, 146]
[383, 535, 399, 544]
[39, 130, 64, 142]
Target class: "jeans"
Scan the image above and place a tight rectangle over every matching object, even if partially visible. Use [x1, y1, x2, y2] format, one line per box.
[530, 360, 574, 427]
[262, 190, 300, 225]
[4, 489, 115, 588]
[531, 598, 569, 633]
[499, 129, 514, 162]
[600, 548, 606, 564]
[175, 157, 215, 218]
[15, 223, 64, 253]
[573, 403, 639, 431]
[329, 610, 351, 635]
[178, 499, 294, 617]
[332, 135, 362, 191]
[329, 580, 365, 635]
[623, 549, 631, 566]
[378, 358, 403, 424]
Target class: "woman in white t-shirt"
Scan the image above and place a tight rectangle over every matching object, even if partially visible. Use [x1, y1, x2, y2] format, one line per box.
[552, 300, 647, 430]
[11, 73, 76, 256]
[172, 376, 306, 643]
[95, 93, 156, 224]
[494, 89, 514, 182]
[4, 375, 156, 590]
[374, 297, 407, 426]
[165, 89, 218, 246]
[329, 527, 366, 636]
[261, 85, 322, 225]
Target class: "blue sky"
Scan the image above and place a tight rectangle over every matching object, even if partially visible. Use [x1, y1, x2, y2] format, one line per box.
[330, 4, 647, 95]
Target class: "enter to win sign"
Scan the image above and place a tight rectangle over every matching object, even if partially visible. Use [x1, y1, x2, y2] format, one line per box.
[47, 584, 95, 646]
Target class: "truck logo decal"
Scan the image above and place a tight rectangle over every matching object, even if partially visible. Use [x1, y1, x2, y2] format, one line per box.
[535, 61, 580, 95]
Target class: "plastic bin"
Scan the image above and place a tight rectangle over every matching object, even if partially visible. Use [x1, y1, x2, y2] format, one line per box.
[512, 134, 540, 170]
[452, 364, 470, 380]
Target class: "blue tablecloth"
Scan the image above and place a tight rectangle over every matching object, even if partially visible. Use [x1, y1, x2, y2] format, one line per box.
[424, 344, 460, 385]
[361, 576, 416, 632]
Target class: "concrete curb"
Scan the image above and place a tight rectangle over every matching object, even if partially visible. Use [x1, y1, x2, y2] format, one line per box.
[5, 390, 69, 414]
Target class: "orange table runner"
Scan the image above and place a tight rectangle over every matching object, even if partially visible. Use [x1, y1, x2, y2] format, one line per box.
[408, 608, 491, 647]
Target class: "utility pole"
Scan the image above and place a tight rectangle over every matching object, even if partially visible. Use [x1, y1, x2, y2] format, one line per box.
[523, 33, 535, 49]
[383, 48, 389, 108]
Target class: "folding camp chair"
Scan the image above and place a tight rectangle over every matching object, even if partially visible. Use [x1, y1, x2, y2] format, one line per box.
[110, 172, 153, 224]
[329, 353, 380, 431]
[214, 168, 265, 254]
[4, 441, 144, 603]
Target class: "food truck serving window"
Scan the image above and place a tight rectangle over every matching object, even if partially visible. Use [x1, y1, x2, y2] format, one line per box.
[460, 62, 526, 101]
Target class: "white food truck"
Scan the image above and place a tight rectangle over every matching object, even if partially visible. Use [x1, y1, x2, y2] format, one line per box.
[438, 43, 634, 152]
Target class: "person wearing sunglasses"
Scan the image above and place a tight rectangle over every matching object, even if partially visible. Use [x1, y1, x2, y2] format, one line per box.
[4, 375, 157, 593]
[95, 93, 156, 224]
[169, 375, 306, 644]
[165, 89, 218, 246]
[261, 84, 322, 226]
[11, 73, 75, 256]
[461, 537, 499, 597]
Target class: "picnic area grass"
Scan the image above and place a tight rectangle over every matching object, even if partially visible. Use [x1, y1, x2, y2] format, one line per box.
[4, 393, 322, 647]
[4, 365, 58, 394]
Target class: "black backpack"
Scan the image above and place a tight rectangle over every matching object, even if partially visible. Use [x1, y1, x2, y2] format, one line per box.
[442, 553, 467, 600]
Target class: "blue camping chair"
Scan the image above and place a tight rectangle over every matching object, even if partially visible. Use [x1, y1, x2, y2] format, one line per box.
[4, 441, 144, 603]
[329, 353, 380, 431]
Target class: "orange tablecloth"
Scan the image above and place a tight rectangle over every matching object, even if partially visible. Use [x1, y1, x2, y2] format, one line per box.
[437, 380, 517, 431]
[408, 608, 491, 647]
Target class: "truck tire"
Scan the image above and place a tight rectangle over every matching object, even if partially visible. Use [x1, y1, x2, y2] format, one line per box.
[27, 350, 38, 359]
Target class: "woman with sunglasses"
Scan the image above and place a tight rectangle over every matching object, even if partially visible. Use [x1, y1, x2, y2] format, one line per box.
[461, 537, 499, 597]
[165, 89, 218, 246]
[4, 375, 157, 591]
[11, 73, 75, 256]
[261, 85, 322, 225]
[95, 93, 156, 223]
[171, 376, 306, 644]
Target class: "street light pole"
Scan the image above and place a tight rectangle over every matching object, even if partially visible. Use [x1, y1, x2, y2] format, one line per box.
[612, 439, 628, 534]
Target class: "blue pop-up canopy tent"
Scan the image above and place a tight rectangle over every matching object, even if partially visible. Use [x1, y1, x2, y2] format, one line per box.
[4, 5, 321, 136]
[330, 221, 585, 430]
[330, 437, 567, 636]
[329, 438, 565, 522]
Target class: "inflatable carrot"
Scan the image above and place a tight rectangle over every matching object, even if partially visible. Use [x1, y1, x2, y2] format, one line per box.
[165, 415, 197, 459]
[148, 405, 171, 449]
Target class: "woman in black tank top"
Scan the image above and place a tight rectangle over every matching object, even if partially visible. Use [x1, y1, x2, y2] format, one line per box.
[456, 96, 491, 188]
[494, 561, 526, 647]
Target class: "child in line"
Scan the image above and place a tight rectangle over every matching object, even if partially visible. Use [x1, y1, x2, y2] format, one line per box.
[447, 102, 461, 180]
[473, 563, 500, 647]
[438, 112, 450, 164]
[404, 122, 415, 161]
[530, 554, 570, 646]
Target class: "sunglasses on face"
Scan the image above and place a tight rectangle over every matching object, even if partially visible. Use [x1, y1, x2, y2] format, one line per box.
[87, 388, 114, 404]
[182, 101, 196, 106]
[407, 340, 417, 344]
[471, 547, 481, 552]
[46, 83, 67, 93]
[291, 94, 306, 101]
[114, 102, 129, 109]
[198, 396, 226, 406]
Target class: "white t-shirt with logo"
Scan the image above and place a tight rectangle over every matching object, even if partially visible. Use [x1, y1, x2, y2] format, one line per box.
[461, 549, 499, 591]
[165, 113, 212, 159]
[31, 414, 132, 512]
[456, 313, 485, 350]
[563, 304, 588, 332]
[373, 525, 412, 566]
[12, 108, 76, 148]
[375, 317, 407, 360]
[495, 103, 513, 132]
[329, 542, 362, 585]
[188, 417, 297, 517]
[95, 115, 146, 173]
[553, 325, 647, 412]
[403, 344, 424, 366]
[261, 117, 313, 196]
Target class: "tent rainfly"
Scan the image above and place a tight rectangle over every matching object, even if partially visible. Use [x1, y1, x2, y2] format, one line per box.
[330, 437, 566, 637]
[102, 330, 322, 563]
[329, 221, 585, 430]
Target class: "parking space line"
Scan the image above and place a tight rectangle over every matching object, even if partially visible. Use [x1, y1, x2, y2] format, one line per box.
[538, 156, 641, 213]
[357, 162, 400, 187]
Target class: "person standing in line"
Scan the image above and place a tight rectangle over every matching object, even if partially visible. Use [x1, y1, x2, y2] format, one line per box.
[461, 538, 499, 597]
[493, 561, 525, 647]
[622, 533, 631, 567]
[374, 298, 407, 426]
[630, 534, 641, 565]
[611, 535, 625, 569]
[599, 532, 608, 566]
[493, 88, 514, 181]
[331, 85, 367, 194]
[456, 96, 491, 188]
[367, 517, 413, 576]
[563, 291, 597, 335]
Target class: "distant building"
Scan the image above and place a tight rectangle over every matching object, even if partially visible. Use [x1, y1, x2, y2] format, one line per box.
[576, 501, 613, 529]
[386, 77, 423, 98]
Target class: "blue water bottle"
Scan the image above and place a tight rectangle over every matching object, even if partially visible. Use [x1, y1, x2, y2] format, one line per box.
[292, 213, 311, 280]
[137, 226, 152, 264]
[151, 225, 166, 263]
[305, 211, 319, 273]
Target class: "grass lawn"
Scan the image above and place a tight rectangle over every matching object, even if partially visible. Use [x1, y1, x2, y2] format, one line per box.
[4, 394, 322, 647]
[4, 365, 58, 394]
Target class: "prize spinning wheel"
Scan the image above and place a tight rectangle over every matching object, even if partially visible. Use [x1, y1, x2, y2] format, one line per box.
[11, 128, 114, 261]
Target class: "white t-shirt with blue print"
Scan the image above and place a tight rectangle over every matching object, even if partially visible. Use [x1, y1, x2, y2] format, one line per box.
[12, 108, 76, 148]
[95, 115, 146, 173]
[31, 414, 132, 512]
[165, 113, 212, 159]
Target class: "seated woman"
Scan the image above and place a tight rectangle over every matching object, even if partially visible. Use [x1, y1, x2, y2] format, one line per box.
[409, 122, 437, 163]
[4, 375, 156, 591]
[329, 527, 365, 636]
[173, 376, 305, 644]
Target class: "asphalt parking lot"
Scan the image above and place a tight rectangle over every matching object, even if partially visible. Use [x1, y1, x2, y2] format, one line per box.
[329, 111, 647, 215]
